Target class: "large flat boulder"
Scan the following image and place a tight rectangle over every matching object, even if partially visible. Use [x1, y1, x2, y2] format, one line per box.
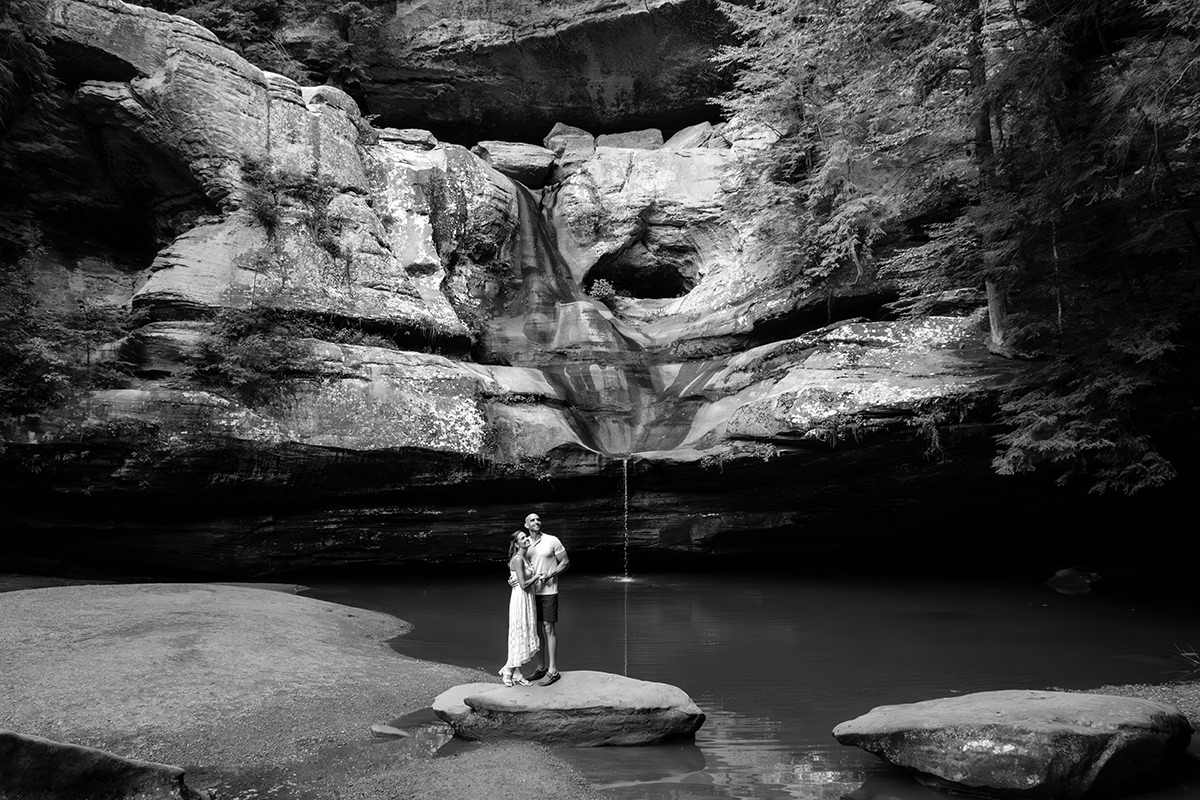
[432, 670, 705, 745]
[832, 689, 1194, 800]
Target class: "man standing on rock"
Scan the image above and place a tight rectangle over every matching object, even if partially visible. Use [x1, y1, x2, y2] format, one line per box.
[520, 512, 568, 686]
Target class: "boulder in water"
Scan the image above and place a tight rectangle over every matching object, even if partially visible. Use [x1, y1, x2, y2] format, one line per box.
[432, 670, 705, 745]
[832, 689, 1193, 800]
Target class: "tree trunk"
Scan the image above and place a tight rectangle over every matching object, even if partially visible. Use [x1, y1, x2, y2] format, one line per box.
[985, 278, 1008, 353]
[967, 1, 1008, 352]
[966, 4, 994, 179]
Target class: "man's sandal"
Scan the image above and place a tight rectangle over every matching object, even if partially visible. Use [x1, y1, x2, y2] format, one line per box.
[540, 671, 561, 686]
[527, 667, 548, 681]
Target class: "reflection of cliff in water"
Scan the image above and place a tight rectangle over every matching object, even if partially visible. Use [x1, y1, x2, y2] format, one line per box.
[484, 181, 668, 457]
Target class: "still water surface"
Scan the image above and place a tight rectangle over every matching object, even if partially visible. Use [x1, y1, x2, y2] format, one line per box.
[304, 574, 1199, 800]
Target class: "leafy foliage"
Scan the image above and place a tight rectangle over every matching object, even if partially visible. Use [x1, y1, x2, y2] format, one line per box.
[241, 157, 341, 250]
[190, 307, 321, 407]
[308, 1, 384, 93]
[0, 0, 60, 128]
[0, 225, 132, 415]
[587, 278, 618, 307]
[137, 0, 387, 92]
[719, 0, 1200, 492]
[142, 0, 308, 80]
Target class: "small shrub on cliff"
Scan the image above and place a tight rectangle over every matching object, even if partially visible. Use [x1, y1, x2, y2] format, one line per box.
[241, 157, 286, 233]
[308, 2, 384, 94]
[0, 246, 132, 415]
[241, 158, 342, 251]
[587, 278, 618, 307]
[191, 307, 320, 407]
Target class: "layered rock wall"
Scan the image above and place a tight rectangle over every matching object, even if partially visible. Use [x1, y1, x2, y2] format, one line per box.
[0, 0, 1025, 576]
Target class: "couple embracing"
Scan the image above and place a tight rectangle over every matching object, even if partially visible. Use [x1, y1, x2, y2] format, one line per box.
[500, 512, 569, 687]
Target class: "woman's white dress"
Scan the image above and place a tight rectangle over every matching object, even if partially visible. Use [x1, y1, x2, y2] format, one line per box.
[504, 558, 540, 670]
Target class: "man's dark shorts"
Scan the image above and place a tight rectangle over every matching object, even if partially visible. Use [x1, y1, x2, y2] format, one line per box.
[535, 594, 559, 624]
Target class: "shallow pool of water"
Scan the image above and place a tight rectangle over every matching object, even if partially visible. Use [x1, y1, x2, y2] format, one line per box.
[304, 573, 1199, 800]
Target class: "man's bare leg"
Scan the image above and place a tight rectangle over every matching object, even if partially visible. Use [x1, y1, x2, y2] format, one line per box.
[546, 621, 559, 673]
[539, 620, 560, 684]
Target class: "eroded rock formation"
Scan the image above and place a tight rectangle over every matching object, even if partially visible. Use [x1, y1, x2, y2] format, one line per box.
[0, 0, 1048, 577]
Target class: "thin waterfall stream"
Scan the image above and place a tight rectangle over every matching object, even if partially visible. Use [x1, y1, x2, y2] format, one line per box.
[619, 457, 633, 676]
[621, 458, 632, 581]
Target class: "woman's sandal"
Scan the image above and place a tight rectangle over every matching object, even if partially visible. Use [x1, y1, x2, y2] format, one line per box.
[499, 668, 515, 687]
[513, 673, 532, 686]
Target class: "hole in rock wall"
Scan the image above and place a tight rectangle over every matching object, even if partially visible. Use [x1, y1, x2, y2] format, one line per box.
[585, 253, 696, 301]
[582, 229, 703, 301]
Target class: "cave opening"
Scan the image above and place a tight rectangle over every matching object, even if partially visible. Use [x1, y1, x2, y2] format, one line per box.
[584, 256, 696, 302]
[582, 227, 704, 302]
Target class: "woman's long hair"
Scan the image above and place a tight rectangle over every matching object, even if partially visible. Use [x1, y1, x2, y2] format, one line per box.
[507, 530, 527, 560]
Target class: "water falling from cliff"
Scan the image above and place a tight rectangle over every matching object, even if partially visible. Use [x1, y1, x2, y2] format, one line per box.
[484, 180, 659, 457]
[619, 457, 633, 582]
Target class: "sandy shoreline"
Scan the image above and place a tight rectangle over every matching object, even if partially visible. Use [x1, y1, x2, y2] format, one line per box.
[1, 577, 1195, 799]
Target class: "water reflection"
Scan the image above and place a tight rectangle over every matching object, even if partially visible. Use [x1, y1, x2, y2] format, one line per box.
[303, 574, 1198, 800]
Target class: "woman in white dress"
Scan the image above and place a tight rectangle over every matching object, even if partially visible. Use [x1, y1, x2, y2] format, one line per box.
[500, 530, 541, 686]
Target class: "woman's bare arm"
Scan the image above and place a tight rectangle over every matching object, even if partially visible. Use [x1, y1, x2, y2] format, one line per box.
[510, 555, 537, 589]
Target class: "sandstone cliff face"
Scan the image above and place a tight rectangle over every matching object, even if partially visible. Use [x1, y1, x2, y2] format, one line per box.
[0, 0, 1026, 576]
